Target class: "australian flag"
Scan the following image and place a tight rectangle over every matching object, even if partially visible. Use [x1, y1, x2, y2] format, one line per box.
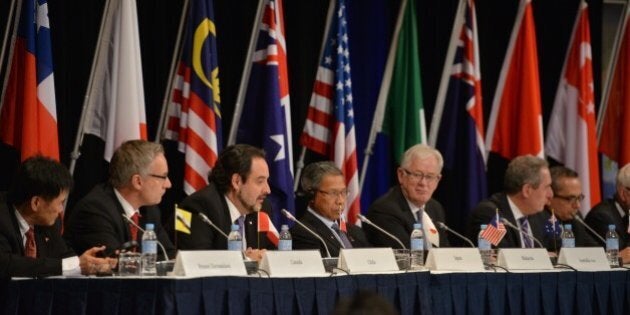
[235, 0, 294, 227]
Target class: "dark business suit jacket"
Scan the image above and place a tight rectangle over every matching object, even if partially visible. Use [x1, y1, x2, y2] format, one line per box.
[0, 194, 75, 278]
[64, 184, 176, 259]
[469, 193, 553, 250]
[364, 186, 450, 248]
[290, 210, 370, 257]
[176, 183, 276, 250]
[586, 198, 630, 248]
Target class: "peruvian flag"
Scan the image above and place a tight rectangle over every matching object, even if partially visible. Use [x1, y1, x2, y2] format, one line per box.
[257, 211, 279, 246]
[485, 0, 543, 159]
[546, 1, 600, 216]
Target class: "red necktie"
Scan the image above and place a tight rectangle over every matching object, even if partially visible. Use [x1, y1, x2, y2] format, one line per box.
[129, 212, 140, 242]
[25, 227, 37, 258]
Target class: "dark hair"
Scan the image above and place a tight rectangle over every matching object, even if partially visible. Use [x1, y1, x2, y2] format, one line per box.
[300, 161, 342, 200]
[550, 166, 579, 193]
[209, 144, 266, 194]
[7, 156, 73, 206]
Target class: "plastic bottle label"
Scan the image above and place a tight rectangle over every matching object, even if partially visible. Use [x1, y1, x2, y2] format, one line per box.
[561, 239, 575, 248]
[410, 239, 423, 251]
[228, 240, 242, 251]
[607, 238, 619, 250]
[142, 240, 157, 254]
[278, 240, 292, 251]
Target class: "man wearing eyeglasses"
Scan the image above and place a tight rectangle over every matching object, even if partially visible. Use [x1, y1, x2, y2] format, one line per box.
[291, 161, 370, 257]
[586, 163, 630, 264]
[365, 144, 450, 249]
[64, 140, 176, 260]
[543, 166, 599, 251]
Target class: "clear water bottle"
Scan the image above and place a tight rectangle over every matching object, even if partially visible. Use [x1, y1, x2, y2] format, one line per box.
[227, 224, 243, 251]
[278, 224, 292, 251]
[410, 223, 424, 270]
[141, 223, 158, 276]
[561, 224, 575, 248]
[606, 224, 620, 267]
[478, 224, 493, 267]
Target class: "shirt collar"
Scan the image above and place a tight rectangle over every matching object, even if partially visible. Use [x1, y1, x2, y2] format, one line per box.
[113, 188, 139, 218]
[308, 207, 336, 228]
[14, 208, 30, 236]
[507, 195, 526, 220]
[615, 200, 627, 218]
[225, 195, 243, 223]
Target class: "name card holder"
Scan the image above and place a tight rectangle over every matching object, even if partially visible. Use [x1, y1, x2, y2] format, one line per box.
[172, 250, 247, 277]
[338, 248, 399, 274]
[425, 248, 485, 271]
[259, 250, 327, 277]
[497, 248, 554, 270]
[557, 247, 611, 271]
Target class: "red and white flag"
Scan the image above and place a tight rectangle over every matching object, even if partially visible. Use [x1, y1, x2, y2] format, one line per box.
[485, 0, 543, 159]
[546, 1, 600, 216]
[83, 0, 147, 161]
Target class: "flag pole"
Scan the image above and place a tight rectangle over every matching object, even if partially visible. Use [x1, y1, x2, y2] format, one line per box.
[596, 1, 630, 142]
[227, 0, 266, 146]
[358, 0, 408, 192]
[68, 0, 115, 175]
[155, 0, 191, 142]
[294, 0, 336, 192]
[0, 0, 22, 113]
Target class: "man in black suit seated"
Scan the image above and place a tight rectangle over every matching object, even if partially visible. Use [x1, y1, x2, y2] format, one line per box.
[291, 161, 369, 257]
[543, 166, 599, 251]
[469, 155, 553, 249]
[0, 156, 114, 278]
[176, 144, 277, 261]
[364, 144, 449, 249]
[586, 163, 630, 264]
[64, 140, 176, 260]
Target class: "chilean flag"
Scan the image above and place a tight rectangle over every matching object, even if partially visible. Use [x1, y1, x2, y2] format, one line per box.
[0, 0, 59, 161]
[546, 1, 600, 216]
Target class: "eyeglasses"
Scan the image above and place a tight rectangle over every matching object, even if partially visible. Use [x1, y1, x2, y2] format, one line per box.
[401, 168, 441, 183]
[148, 174, 169, 180]
[317, 189, 349, 198]
[554, 193, 584, 204]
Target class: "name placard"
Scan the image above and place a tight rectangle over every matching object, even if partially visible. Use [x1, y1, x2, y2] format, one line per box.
[259, 250, 327, 277]
[338, 248, 398, 274]
[425, 248, 485, 271]
[557, 247, 611, 271]
[497, 248, 553, 270]
[172, 250, 247, 277]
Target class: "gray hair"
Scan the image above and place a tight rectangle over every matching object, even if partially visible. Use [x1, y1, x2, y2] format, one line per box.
[301, 161, 343, 199]
[400, 144, 444, 171]
[504, 155, 549, 194]
[616, 163, 630, 188]
[109, 140, 165, 188]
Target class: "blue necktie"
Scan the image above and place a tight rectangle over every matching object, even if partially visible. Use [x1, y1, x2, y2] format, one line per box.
[518, 217, 533, 248]
[331, 223, 352, 249]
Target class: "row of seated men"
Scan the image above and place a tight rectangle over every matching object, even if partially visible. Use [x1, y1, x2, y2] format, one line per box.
[1, 140, 629, 278]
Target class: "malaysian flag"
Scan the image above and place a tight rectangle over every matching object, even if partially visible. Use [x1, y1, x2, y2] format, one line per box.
[300, 0, 360, 224]
[480, 211, 506, 246]
[163, 0, 222, 194]
[0, 0, 59, 161]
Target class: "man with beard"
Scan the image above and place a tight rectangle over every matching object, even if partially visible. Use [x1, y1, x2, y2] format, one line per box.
[176, 144, 277, 260]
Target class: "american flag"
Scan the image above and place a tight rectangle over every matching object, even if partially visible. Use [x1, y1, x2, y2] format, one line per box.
[480, 211, 506, 246]
[164, 0, 222, 195]
[300, 0, 360, 224]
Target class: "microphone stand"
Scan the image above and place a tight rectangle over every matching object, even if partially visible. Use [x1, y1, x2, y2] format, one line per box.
[357, 214, 406, 249]
[281, 210, 332, 258]
[573, 214, 606, 245]
[122, 214, 170, 261]
[500, 218, 546, 249]
[435, 221, 475, 248]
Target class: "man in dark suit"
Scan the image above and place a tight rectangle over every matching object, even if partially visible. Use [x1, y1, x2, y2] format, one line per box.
[365, 144, 449, 249]
[291, 161, 370, 257]
[65, 140, 176, 260]
[176, 144, 277, 260]
[0, 156, 113, 278]
[469, 155, 553, 249]
[586, 163, 630, 264]
[543, 166, 600, 252]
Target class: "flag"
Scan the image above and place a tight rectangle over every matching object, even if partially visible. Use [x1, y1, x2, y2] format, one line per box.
[258, 211, 279, 246]
[546, 2, 600, 216]
[543, 212, 561, 238]
[0, 0, 59, 161]
[82, 0, 147, 161]
[163, 0, 222, 195]
[300, 0, 360, 224]
[175, 206, 192, 235]
[234, 0, 294, 227]
[485, 0, 543, 159]
[480, 211, 506, 246]
[429, 0, 486, 235]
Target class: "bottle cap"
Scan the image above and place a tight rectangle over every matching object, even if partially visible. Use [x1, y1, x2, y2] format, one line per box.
[281, 224, 289, 230]
[413, 223, 422, 229]
[608, 224, 616, 230]
[145, 223, 154, 230]
[480, 224, 487, 229]
[564, 224, 572, 230]
[231, 224, 240, 231]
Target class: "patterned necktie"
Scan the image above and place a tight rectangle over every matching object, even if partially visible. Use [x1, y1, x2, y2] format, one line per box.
[236, 216, 246, 248]
[331, 222, 352, 249]
[518, 217, 533, 248]
[129, 212, 140, 242]
[24, 227, 37, 258]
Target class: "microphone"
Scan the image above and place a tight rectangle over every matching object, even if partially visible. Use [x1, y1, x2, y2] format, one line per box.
[356, 214, 406, 249]
[500, 218, 545, 249]
[572, 214, 606, 245]
[435, 221, 475, 248]
[281, 209, 332, 258]
[122, 214, 170, 261]
[196, 212, 229, 239]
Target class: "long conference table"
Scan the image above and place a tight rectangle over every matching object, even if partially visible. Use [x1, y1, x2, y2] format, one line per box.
[2, 269, 630, 315]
